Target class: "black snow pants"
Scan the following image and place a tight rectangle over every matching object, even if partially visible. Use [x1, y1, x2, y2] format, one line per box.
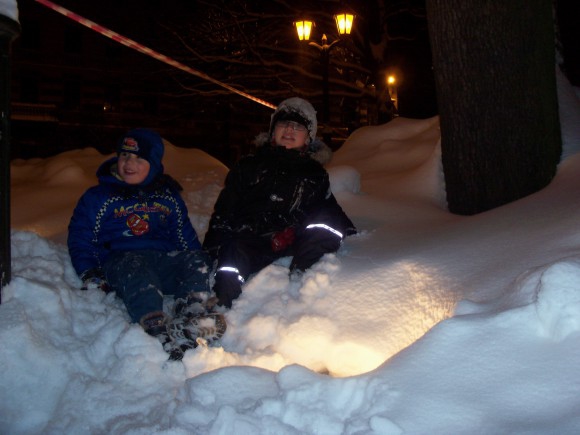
[212, 226, 342, 308]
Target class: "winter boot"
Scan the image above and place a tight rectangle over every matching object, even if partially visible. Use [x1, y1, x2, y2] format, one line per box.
[140, 311, 184, 361]
[140, 311, 168, 336]
[164, 316, 209, 356]
[170, 312, 227, 348]
[173, 293, 207, 319]
[164, 294, 228, 355]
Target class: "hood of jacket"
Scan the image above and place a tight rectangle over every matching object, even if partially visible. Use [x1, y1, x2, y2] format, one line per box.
[95, 157, 181, 193]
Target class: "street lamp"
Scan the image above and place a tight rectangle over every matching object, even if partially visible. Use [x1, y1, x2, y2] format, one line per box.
[387, 74, 398, 112]
[294, 12, 355, 144]
[294, 20, 313, 42]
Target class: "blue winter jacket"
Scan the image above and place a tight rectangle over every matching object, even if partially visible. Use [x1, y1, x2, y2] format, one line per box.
[68, 157, 201, 276]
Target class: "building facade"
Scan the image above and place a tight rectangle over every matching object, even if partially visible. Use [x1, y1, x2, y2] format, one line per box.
[10, 0, 266, 165]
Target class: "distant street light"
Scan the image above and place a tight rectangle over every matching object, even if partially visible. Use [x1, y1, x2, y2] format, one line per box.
[387, 74, 398, 112]
[294, 12, 355, 145]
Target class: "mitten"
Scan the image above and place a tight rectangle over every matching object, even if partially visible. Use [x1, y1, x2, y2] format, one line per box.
[80, 268, 112, 293]
[271, 227, 296, 252]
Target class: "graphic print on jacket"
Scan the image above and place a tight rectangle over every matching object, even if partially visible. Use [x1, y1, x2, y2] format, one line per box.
[113, 201, 174, 237]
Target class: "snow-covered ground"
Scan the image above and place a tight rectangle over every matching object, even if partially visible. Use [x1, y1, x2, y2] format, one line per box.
[0, 0, 18, 21]
[3, 20, 580, 429]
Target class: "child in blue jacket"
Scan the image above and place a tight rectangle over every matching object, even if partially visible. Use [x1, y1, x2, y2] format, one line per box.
[68, 128, 219, 359]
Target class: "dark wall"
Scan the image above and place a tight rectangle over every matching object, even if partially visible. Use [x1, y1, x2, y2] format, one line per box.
[557, 0, 580, 86]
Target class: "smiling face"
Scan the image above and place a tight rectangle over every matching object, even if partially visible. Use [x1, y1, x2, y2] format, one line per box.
[273, 120, 309, 149]
[117, 152, 151, 185]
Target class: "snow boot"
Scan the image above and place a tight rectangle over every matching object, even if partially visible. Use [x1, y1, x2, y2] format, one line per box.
[163, 294, 228, 356]
[140, 311, 186, 361]
[173, 293, 208, 319]
[169, 311, 227, 349]
[140, 311, 168, 337]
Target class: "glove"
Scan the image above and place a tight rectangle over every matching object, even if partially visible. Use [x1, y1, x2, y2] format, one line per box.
[80, 268, 112, 293]
[271, 227, 296, 252]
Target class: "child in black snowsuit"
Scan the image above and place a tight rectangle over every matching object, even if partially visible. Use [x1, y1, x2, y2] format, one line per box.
[203, 97, 356, 308]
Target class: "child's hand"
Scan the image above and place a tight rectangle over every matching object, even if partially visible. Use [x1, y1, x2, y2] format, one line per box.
[82, 277, 112, 293]
[80, 268, 112, 293]
[271, 227, 296, 252]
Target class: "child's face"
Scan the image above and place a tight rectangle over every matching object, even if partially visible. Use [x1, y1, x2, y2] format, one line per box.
[273, 121, 309, 149]
[117, 152, 151, 185]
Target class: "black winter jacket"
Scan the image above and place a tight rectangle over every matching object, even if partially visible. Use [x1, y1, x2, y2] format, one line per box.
[203, 142, 356, 257]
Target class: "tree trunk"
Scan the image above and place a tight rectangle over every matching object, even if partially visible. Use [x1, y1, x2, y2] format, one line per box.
[426, 0, 561, 215]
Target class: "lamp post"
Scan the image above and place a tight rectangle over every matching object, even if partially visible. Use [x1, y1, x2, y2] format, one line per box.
[294, 12, 354, 145]
[0, 12, 20, 297]
[387, 74, 398, 113]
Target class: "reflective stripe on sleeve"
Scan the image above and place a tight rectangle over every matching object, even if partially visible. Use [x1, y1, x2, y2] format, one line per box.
[216, 266, 246, 283]
[305, 223, 343, 239]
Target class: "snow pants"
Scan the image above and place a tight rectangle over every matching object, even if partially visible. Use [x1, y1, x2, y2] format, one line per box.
[213, 226, 342, 308]
[103, 249, 211, 323]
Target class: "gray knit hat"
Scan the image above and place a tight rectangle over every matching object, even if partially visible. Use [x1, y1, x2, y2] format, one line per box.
[269, 97, 318, 143]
